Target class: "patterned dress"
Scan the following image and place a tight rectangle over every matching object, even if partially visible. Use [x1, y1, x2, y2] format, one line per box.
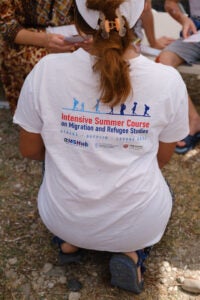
[0, 0, 74, 114]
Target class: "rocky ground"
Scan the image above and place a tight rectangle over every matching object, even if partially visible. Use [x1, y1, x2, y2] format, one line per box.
[0, 74, 200, 300]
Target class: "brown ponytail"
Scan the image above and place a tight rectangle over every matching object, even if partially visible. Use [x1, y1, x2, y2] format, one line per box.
[74, 0, 135, 107]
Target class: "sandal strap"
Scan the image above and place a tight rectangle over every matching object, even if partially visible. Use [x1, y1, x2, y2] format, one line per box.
[136, 246, 153, 273]
[52, 236, 65, 250]
[52, 236, 83, 264]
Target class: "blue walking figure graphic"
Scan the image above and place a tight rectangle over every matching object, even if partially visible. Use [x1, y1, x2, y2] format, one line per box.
[73, 98, 79, 110]
[81, 102, 85, 112]
[95, 99, 100, 113]
[144, 104, 150, 116]
[120, 103, 126, 115]
[131, 102, 138, 115]
[109, 107, 114, 114]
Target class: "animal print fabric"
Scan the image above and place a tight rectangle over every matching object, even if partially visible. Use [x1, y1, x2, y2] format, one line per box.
[0, 0, 74, 114]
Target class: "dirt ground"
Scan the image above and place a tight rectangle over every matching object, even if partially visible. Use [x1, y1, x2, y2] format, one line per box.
[0, 74, 200, 300]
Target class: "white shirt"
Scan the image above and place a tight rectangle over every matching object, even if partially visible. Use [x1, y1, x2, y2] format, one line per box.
[14, 49, 189, 252]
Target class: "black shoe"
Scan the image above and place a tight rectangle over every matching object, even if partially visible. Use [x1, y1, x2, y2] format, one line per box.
[52, 236, 83, 264]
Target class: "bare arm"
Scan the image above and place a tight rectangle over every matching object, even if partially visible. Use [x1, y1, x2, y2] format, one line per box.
[165, 0, 197, 38]
[19, 128, 45, 161]
[141, 0, 174, 49]
[157, 141, 177, 169]
[0, 0, 76, 52]
[15, 29, 77, 53]
[141, 0, 157, 47]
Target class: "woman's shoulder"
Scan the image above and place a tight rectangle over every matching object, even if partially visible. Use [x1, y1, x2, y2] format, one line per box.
[30, 52, 76, 76]
[139, 55, 179, 73]
[133, 55, 184, 85]
[27, 49, 92, 86]
[38, 52, 72, 65]
[36, 49, 89, 69]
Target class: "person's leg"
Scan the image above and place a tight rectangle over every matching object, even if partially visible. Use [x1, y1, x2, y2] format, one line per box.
[52, 237, 83, 264]
[60, 242, 79, 253]
[187, 97, 200, 136]
[109, 247, 152, 293]
[158, 49, 200, 151]
[158, 50, 184, 67]
[177, 96, 200, 148]
[124, 251, 142, 282]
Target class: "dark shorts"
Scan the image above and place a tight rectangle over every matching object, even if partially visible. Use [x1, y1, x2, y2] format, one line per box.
[163, 39, 200, 65]
[162, 16, 200, 65]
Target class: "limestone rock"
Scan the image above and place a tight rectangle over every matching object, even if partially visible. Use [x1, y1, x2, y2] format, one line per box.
[68, 292, 81, 300]
[181, 279, 200, 294]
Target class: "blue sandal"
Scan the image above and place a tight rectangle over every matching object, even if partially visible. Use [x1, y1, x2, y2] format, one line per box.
[175, 132, 200, 154]
[52, 236, 83, 264]
[109, 247, 152, 294]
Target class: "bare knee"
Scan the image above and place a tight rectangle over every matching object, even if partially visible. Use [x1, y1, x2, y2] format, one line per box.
[158, 51, 183, 67]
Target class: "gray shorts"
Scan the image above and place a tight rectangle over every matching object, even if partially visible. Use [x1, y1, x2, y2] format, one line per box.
[163, 38, 200, 65]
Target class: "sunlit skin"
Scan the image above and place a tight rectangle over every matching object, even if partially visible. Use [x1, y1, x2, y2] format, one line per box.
[158, 0, 200, 148]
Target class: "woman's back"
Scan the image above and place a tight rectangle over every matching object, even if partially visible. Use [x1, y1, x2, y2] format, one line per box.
[14, 48, 188, 251]
[13, 1, 190, 293]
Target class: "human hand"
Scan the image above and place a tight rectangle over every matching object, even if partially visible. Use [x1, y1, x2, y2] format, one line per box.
[182, 17, 197, 39]
[76, 36, 93, 52]
[46, 33, 77, 53]
[153, 36, 175, 50]
[46, 33, 93, 53]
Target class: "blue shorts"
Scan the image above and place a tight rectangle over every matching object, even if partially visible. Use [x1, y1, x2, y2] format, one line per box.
[191, 16, 200, 30]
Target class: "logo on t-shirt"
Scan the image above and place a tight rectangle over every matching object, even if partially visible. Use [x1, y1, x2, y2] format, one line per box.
[72, 98, 151, 117]
[60, 97, 151, 150]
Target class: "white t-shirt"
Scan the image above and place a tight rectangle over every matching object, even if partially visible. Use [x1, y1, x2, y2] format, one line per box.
[14, 49, 189, 252]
